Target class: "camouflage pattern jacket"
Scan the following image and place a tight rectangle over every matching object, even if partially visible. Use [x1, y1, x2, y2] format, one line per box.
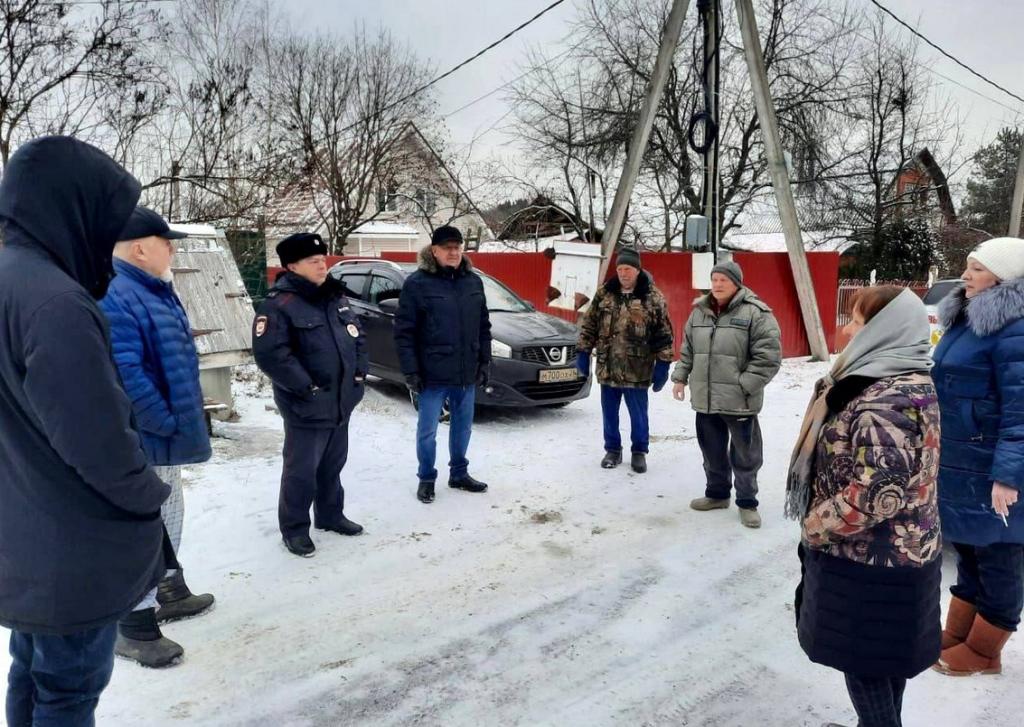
[577, 271, 674, 388]
[802, 373, 942, 567]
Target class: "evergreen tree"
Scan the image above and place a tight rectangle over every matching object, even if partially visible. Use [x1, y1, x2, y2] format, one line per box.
[845, 219, 934, 280]
[962, 127, 1024, 236]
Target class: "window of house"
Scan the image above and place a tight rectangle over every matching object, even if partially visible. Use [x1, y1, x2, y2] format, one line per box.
[415, 187, 437, 216]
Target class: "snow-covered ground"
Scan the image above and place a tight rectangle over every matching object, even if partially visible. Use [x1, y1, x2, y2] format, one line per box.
[3, 361, 1022, 726]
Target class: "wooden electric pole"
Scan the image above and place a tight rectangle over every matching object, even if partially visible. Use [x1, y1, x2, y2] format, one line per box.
[734, 0, 829, 360]
[598, 0, 691, 281]
[591, 0, 830, 360]
[1008, 131, 1024, 237]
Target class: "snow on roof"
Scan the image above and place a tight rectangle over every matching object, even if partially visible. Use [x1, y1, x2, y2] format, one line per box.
[350, 220, 420, 237]
[722, 229, 857, 254]
[169, 223, 221, 237]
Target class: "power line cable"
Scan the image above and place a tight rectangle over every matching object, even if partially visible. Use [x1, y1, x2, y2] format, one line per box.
[867, 0, 1024, 106]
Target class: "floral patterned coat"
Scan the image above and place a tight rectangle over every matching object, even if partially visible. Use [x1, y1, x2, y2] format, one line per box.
[801, 372, 941, 567]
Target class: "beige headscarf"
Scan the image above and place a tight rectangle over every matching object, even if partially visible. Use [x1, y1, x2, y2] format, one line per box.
[783, 289, 933, 520]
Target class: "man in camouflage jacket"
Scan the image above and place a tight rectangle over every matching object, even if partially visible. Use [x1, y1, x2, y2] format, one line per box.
[577, 247, 674, 473]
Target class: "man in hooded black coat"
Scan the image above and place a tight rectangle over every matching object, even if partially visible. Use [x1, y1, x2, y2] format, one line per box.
[0, 136, 171, 726]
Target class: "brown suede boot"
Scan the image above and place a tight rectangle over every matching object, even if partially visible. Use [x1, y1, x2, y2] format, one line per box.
[941, 596, 977, 650]
[933, 614, 1012, 676]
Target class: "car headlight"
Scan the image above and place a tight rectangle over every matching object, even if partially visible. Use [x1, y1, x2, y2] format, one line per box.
[491, 339, 512, 358]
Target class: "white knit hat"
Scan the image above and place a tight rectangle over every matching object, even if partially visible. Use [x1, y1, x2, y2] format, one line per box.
[967, 237, 1024, 281]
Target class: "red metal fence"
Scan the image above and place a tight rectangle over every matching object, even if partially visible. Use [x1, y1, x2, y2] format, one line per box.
[269, 251, 841, 359]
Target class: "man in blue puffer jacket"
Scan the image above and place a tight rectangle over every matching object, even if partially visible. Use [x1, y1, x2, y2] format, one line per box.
[100, 207, 215, 669]
[931, 236, 1024, 677]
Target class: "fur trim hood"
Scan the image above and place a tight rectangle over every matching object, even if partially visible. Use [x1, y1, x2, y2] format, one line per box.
[938, 277, 1024, 337]
[417, 244, 474, 275]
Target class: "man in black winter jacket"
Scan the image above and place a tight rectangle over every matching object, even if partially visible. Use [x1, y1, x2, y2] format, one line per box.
[253, 232, 369, 557]
[394, 225, 492, 504]
[0, 136, 171, 726]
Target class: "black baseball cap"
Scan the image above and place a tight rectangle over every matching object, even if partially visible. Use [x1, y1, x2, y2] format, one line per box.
[118, 206, 189, 242]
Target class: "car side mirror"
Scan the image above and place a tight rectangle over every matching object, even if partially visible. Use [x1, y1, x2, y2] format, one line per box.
[378, 297, 400, 314]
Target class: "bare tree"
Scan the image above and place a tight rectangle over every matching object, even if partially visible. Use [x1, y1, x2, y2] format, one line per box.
[820, 11, 962, 254]
[0, 0, 167, 164]
[135, 0, 277, 228]
[268, 26, 436, 252]
[507, 0, 855, 248]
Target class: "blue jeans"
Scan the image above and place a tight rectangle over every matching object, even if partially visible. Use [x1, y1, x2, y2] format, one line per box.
[416, 385, 475, 481]
[600, 385, 649, 454]
[6, 623, 117, 727]
[950, 541, 1024, 631]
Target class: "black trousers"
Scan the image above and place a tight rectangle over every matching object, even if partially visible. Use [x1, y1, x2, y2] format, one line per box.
[844, 673, 906, 727]
[695, 412, 763, 509]
[279, 422, 349, 538]
[950, 541, 1024, 631]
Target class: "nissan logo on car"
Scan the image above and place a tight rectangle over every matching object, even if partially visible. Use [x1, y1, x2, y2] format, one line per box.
[548, 346, 565, 364]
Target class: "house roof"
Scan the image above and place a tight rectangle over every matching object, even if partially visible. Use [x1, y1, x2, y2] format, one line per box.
[263, 122, 492, 242]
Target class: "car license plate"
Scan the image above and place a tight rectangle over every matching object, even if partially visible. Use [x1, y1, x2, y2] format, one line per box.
[539, 368, 577, 383]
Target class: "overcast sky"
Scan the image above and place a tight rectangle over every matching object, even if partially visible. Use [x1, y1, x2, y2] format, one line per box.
[284, 0, 1024, 189]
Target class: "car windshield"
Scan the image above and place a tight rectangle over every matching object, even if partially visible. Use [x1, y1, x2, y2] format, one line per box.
[477, 273, 531, 312]
[392, 262, 530, 311]
[923, 280, 959, 305]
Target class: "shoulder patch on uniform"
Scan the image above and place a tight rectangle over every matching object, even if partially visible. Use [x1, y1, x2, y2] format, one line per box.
[254, 315, 268, 337]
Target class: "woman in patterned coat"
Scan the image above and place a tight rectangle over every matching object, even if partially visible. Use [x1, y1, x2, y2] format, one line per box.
[787, 286, 940, 727]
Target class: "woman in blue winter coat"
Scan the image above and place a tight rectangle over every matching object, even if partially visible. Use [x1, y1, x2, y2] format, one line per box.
[931, 236, 1024, 677]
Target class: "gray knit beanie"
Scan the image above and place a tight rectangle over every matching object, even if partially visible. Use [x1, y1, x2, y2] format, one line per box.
[711, 260, 744, 287]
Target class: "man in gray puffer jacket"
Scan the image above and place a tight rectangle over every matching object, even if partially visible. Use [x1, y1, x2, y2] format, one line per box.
[671, 260, 781, 528]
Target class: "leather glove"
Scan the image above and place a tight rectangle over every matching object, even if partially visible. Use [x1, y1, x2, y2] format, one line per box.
[405, 374, 424, 393]
[652, 360, 670, 392]
[476, 363, 490, 388]
[576, 350, 591, 378]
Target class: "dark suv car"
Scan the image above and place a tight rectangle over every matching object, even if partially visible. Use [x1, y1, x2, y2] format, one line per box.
[330, 259, 592, 407]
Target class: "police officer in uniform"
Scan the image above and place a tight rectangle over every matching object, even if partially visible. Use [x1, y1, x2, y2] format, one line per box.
[253, 232, 368, 557]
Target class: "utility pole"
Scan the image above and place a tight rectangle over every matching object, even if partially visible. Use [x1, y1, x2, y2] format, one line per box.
[1009, 130, 1024, 237]
[734, 0, 829, 360]
[598, 0, 691, 281]
[700, 0, 721, 259]
[169, 160, 181, 223]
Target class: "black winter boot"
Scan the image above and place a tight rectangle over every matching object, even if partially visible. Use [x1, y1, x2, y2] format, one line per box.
[601, 450, 622, 469]
[417, 480, 436, 503]
[317, 515, 364, 536]
[630, 452, 647, 473]
[449, 474, 488, 493]
[283, 534, 316, 557]
[115, 608, 184, 669]
[156, 571, 215, 624]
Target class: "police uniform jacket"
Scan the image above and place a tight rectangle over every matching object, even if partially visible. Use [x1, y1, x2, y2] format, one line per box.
[253, 272, 368, 429]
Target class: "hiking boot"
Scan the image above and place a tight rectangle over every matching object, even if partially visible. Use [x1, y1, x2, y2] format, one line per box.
[316, 515, 364, 536]
[934, 615, 1012, 676]
[601, 450, 622, 469]
[449, 475, 488, 493]
[739, 507, 762, 529]
[115, 608, 184, 669]
[417, 480, 436, 503]
[630, 452, 647, 473]
[283, 534, 315, 557]
[941, 596, 978, 650]
[156, 571, 215, 624]
[690, 496, 730, 511]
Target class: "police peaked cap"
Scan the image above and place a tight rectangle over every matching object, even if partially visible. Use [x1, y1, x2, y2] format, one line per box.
[277, 232, 328, 266]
